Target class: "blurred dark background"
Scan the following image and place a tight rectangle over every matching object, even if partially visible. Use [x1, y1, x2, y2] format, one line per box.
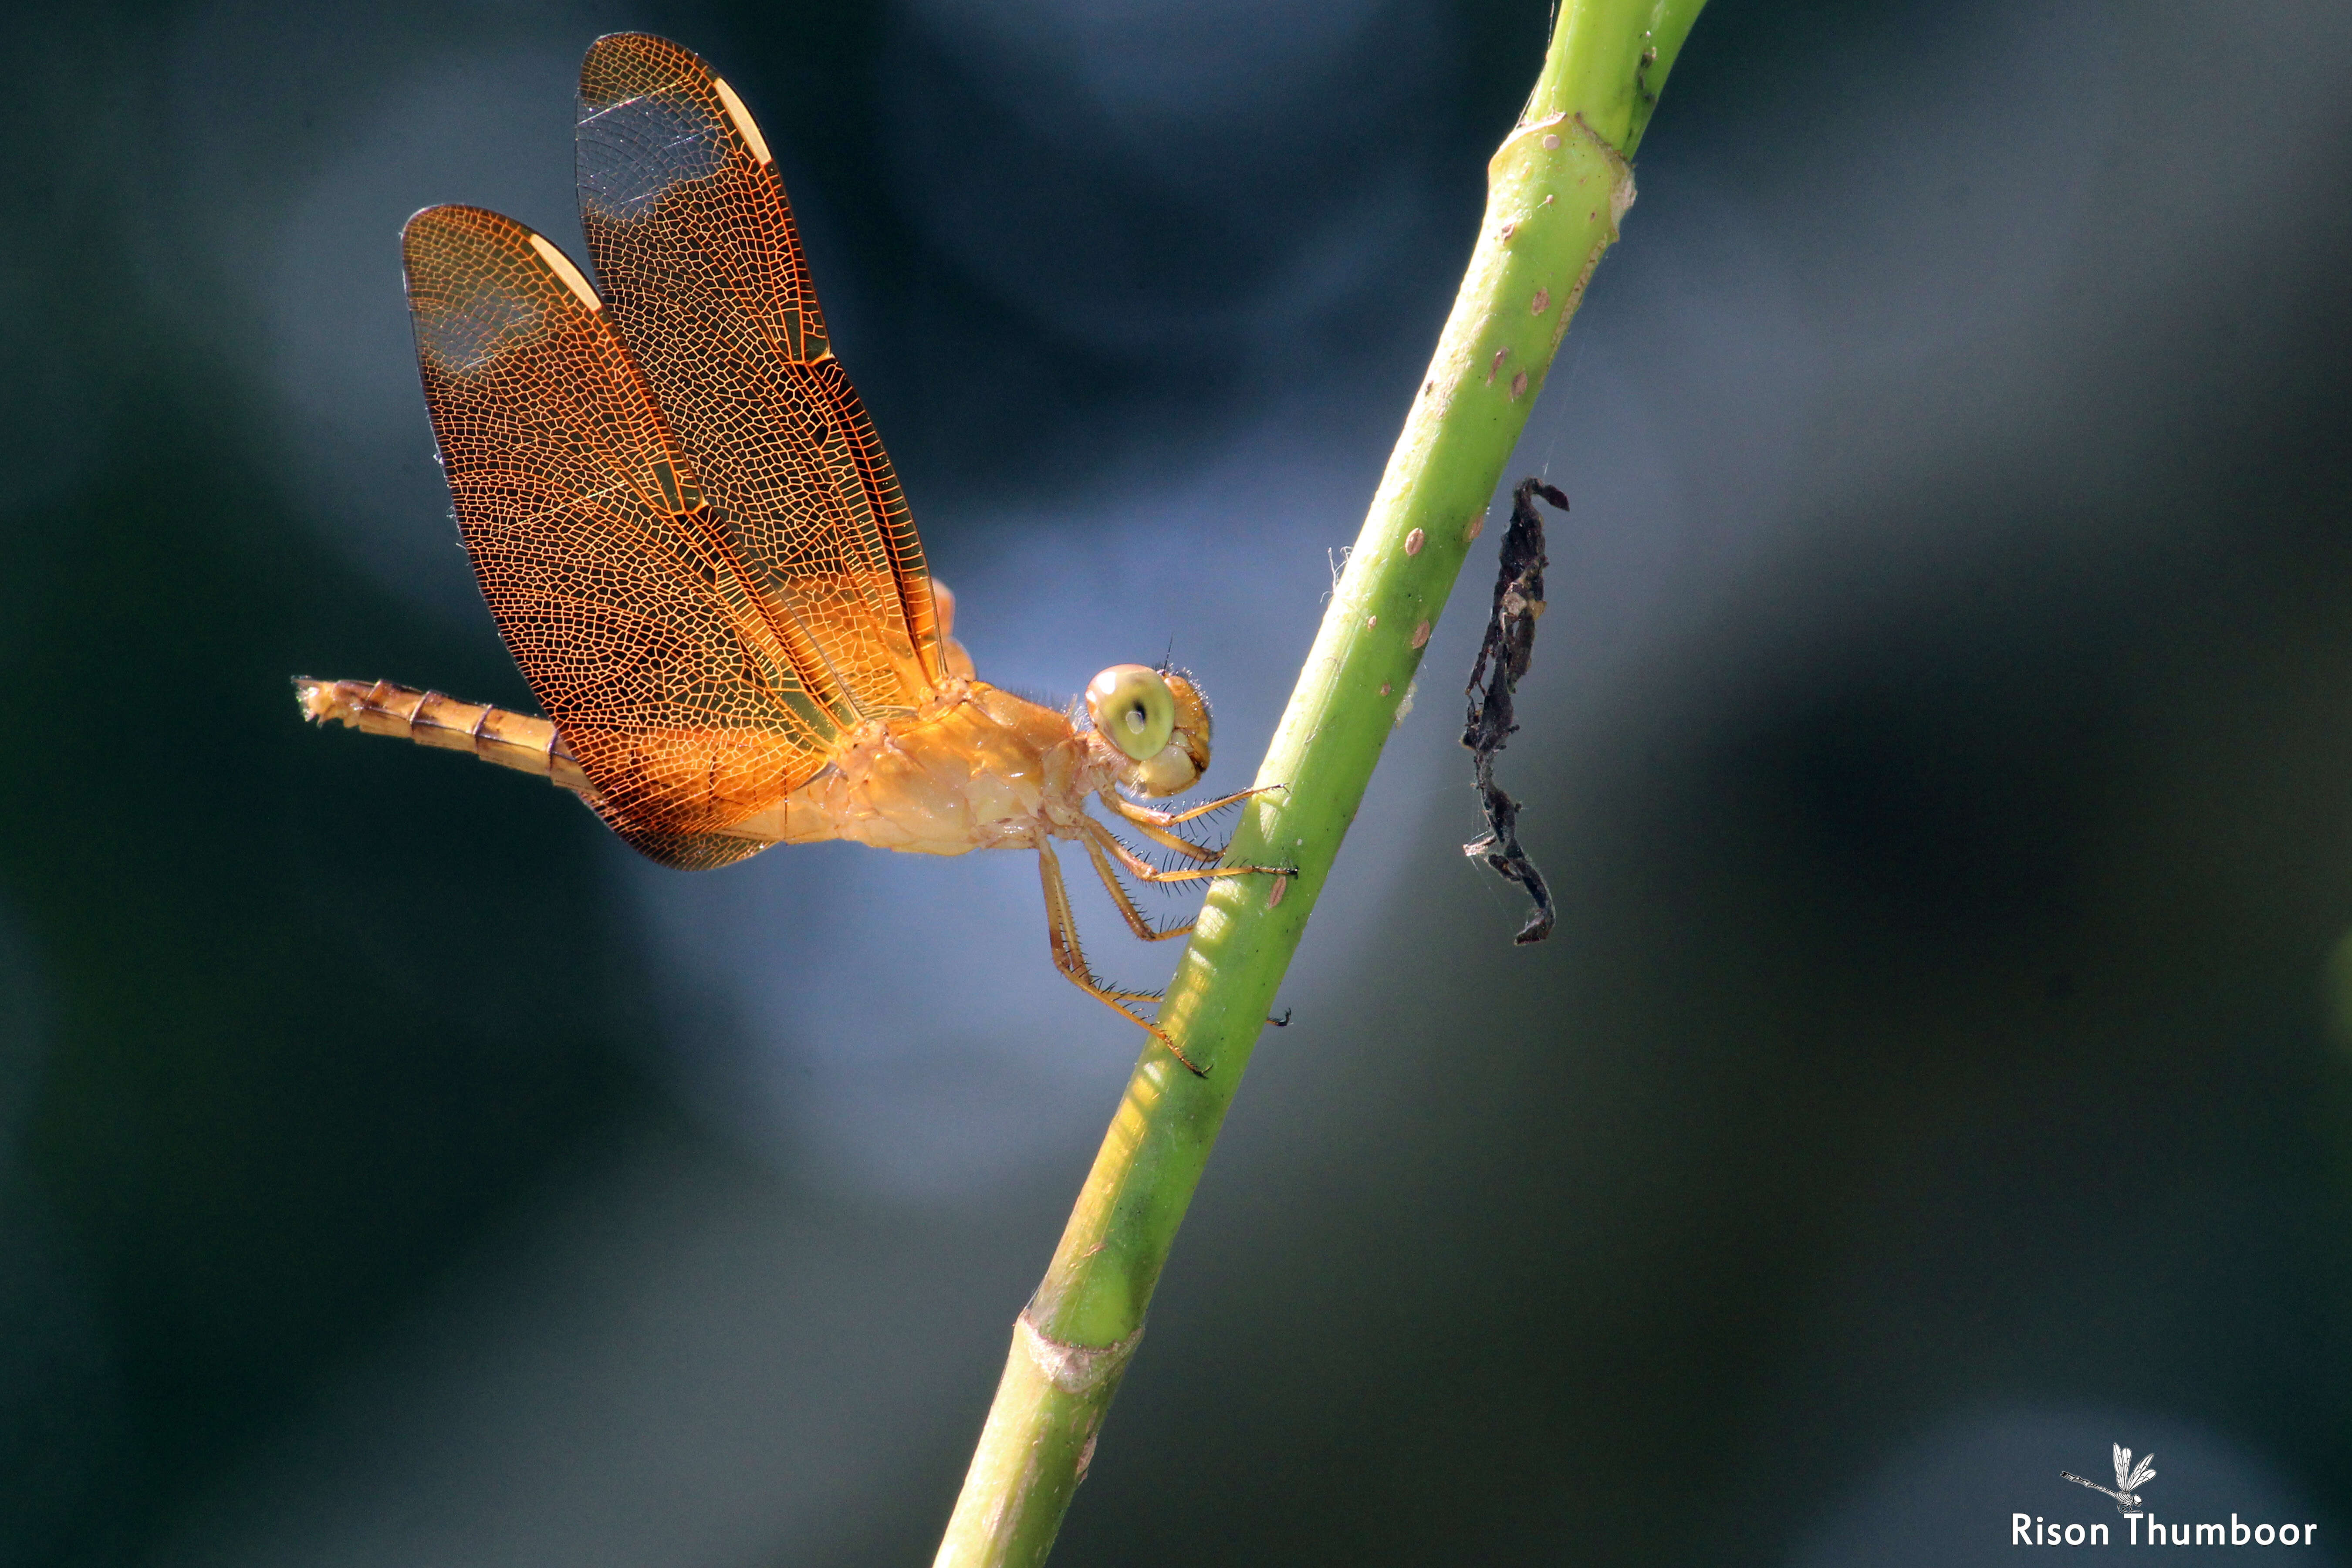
[5, 0, 2351, 1562]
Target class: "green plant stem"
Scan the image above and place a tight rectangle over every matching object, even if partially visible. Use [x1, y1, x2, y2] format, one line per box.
[932, 5, 1705, 1563]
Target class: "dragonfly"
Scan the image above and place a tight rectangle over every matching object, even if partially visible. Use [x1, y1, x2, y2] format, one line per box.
[2061, 1445, 2156, 1514]
[294, 32, 1288, 1074]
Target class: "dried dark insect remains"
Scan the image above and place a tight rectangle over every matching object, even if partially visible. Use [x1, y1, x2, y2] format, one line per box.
[1461, 477, 1568, 944]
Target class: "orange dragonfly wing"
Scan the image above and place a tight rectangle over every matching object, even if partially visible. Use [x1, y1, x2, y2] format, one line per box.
[574, 32, 946, 717]
[402, 204, 856, 869]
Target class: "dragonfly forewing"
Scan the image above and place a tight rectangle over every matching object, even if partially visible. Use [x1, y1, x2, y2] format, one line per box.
[577, 32, 945, 719]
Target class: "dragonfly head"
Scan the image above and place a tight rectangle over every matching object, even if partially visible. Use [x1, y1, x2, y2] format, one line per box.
[1085, 663, 1211, 797]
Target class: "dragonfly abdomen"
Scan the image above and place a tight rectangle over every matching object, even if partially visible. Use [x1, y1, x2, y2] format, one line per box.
[294, 677, 593, 796]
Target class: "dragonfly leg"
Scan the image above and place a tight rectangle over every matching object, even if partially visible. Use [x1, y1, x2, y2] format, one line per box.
[1105, 784, 1283, 834]
[1037, 845, 1206, 1076]
[1081, 816, 1293, 887]
[1104, 807, 1223, 865]
[1078, 831, 1196, 943]
[1075, 828, 1297, 1034]
[1077, 827, 1298, 1034]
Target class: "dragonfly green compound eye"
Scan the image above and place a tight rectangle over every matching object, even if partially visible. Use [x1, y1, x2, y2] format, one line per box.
[1086, 665, 1176, 762]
